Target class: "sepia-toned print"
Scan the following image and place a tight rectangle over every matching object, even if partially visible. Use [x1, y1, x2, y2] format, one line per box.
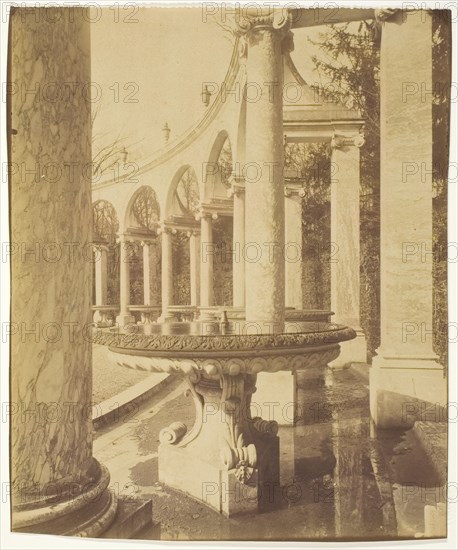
[4, 2, 453, 544]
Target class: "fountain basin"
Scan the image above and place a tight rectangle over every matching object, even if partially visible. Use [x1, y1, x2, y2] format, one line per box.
[93, 321, 356, 516]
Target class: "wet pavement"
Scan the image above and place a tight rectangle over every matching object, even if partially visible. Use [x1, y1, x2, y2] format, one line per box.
[93, 365, 446, 541]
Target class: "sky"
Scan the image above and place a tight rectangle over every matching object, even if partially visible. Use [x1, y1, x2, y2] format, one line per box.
[91, 7, 329, 165]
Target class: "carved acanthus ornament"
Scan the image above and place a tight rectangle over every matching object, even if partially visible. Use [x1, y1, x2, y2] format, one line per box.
[159, 368, 278, 485]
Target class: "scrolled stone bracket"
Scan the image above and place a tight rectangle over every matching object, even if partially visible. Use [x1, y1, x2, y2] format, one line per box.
[159, 421, 187, 445]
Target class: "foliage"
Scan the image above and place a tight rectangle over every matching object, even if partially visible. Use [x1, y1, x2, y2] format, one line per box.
[174, 168, 200, 217]
[92, 200, 119, 243]
[306, 15, 450, 364]
[308, 21, 380, 358]
[217, 137, 233, 189]
[432, 11, 451, 367]
[131, 187, 160, 230]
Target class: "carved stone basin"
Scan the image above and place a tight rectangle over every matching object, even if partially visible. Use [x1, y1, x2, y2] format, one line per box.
[93, 321, 355, 516]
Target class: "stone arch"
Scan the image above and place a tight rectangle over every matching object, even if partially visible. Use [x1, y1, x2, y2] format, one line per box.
[124, 185, 161, 232]
[92, 200, 119, 244]
[204, 130, 234, 200]
[165, 165, 200, 220]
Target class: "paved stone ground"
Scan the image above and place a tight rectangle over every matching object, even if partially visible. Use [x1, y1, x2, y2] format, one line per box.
[93, 366, 446, 541]
[92, 344, 150, 404]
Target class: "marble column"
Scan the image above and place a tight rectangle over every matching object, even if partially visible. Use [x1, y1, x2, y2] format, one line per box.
[189, 231, 200, 307]
[9, 8, 116, 535]
[95, 246, 108, 305]
[158, 225, 174, 322]
[284, 184, 305, 310]
[93, 245, 108, 324]
[141, 240, 151, 306]
[116, 234, 134, 326]
[371, 9, 446, 428]
[229, 180, 245, 309]
[241, 11, 291, 332]
[329, 129, 367, 367]
[199, 212, 215, 318]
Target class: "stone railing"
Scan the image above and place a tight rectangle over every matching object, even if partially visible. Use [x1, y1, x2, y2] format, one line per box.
[92, 305, 118, 327]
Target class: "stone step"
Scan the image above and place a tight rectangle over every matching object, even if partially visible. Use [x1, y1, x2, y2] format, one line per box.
[101, 496, 153, 539]
[93, 373, 172, 430]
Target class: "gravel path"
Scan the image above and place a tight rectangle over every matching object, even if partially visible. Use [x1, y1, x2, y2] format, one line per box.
[92, 344, 150, 404]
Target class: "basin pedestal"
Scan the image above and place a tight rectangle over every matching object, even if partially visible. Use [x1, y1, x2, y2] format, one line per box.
[98, 320, 355, 516]
[159, 371, 280, 516]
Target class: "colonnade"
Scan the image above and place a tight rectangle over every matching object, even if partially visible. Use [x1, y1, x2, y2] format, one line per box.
[93, 140, 365, 355]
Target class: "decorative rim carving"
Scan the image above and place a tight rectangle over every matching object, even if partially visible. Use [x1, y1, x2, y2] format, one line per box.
[93, 324, 355, 353]
[108, 347, 341, 376]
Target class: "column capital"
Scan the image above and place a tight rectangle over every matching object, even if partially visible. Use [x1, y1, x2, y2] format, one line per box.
[331, 132, 365, 150]
[284, 184, 306, 199]
[226, 176, 246, 198]
[157, 222, 177, 236]
[374, 8, 399, 24]
[231, 7, 293, 37]
[140, 239, 155, 247]
[195, 207, 218, 221]
[186, 229, 201, 238]
[374, 8, 401, 43]
[116, 233, 129, 244]
[92, 242, 109, 252]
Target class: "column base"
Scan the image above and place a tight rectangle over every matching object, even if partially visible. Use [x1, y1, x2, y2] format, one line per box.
[252, 371, 296, 426]
[370, 353, 446, 429]
[198, 307, 219, 322]
[12, 459, 117, 537]
[116, 313, 135, 328]
[157, 310, 177, 323]
[329, 329, 367, 368]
